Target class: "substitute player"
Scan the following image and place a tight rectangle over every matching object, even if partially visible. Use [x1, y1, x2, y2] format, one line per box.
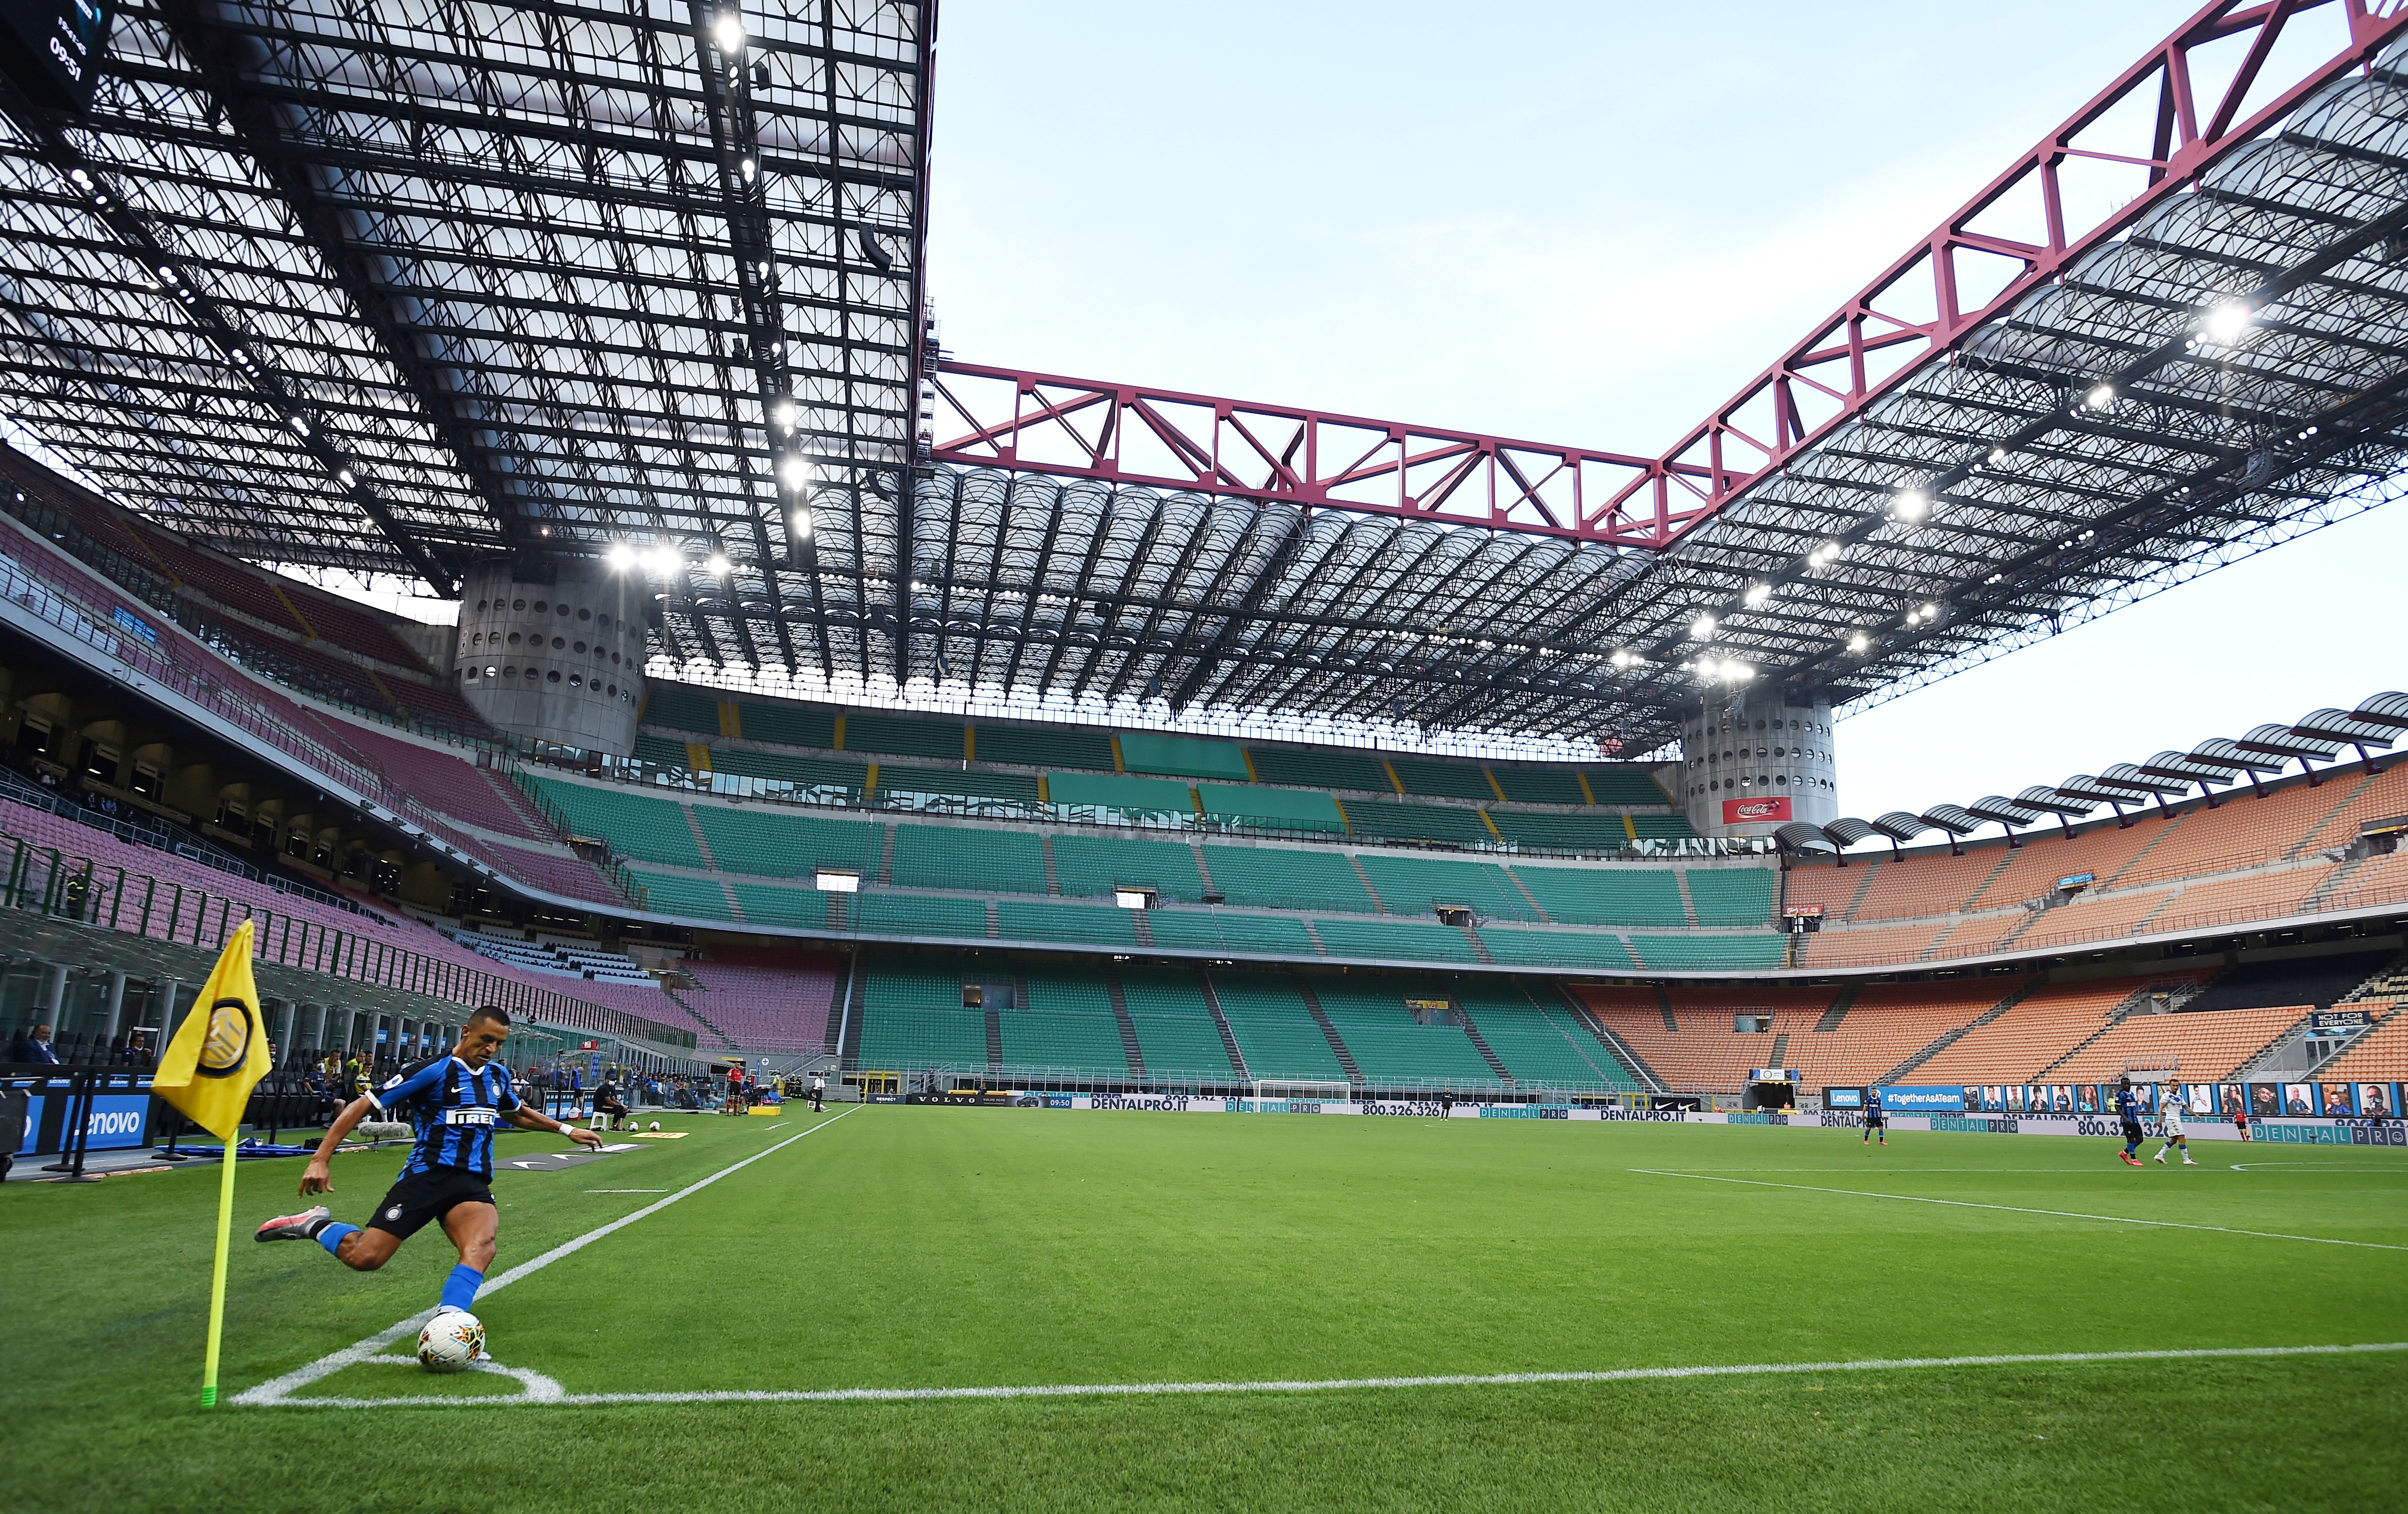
[2114, 1075, 2147, 1167]
[1861, 1090, 1886, 1148]
[2154, 1080, 2197, 1165]
[252, 1006, 603, 1326]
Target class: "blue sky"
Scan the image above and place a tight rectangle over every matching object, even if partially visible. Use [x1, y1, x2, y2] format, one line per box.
[926, 0, 2408, 818]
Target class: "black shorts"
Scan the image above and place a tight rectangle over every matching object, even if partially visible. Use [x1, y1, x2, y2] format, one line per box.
[2120, 1119, 2146, 1143]
[366, 1166, 496, 1240]
[1863, 1114, 1885, 1127]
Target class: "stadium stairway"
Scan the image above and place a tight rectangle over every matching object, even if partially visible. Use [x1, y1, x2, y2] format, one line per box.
[1295, 978, 1367, 1085]
[1558, 988, 1668, 1092]
[1196, 971, 1252, 1080]
[1879, 981, 2035, 1084]
[1453, 1004, 1518, 1084]
[1106, 970, 1147, 1076]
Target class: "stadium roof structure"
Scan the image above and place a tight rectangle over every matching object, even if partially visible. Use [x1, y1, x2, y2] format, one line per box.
[4, 2, 2408, 752]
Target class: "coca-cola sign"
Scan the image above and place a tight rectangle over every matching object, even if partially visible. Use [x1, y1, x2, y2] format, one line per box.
[1722, 796, 1792, 824]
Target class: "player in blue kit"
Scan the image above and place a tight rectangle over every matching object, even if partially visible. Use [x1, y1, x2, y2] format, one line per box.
[2113, 1075, 2147, 1167]
[253, 1006, 602, 1326]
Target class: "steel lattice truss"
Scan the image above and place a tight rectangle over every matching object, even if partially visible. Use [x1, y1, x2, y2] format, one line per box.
[0, 0, 928, 660]
[6, 1, 2408, 756]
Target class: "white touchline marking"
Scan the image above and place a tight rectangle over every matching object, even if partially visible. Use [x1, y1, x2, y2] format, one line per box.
[1630, 1168, 2408, 1251]
[584, 1189, 674, 1194]
[233, 1107, 857, 1408]
[2228, 1162, 2405, 1172]
[247, 1342, 2408, 1410]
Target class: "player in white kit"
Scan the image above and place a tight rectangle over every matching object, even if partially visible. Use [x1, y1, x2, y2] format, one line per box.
[2154, 1081, 2196, 1165]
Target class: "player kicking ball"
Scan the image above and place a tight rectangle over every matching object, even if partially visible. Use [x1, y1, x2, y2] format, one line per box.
[2154, 1080, 2196, 1165]
[252, 1006, 602, 1360]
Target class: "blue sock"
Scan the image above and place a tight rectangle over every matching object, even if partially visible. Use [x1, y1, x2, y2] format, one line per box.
[442, 1264, 484, 1313]
[316, 1222, 359, 1258]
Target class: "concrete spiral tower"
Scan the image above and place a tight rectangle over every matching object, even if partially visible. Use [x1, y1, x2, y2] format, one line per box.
[1678, 689, 1838, 838]
[454, 560, 646, 756]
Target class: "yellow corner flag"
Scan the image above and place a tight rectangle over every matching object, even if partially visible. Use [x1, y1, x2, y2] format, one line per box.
[152, 918, 270, 1405]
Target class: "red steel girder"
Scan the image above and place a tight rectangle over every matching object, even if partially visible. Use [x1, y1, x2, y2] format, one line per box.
[926, 364, 1688, 546]
[934, 0, 2408, 549]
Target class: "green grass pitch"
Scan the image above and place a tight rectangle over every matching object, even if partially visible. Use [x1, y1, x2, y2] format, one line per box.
[8, 1106, 2406, 1512]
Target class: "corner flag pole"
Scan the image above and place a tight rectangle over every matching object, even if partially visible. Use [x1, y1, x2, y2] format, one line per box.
[200, 1133, 238, 1406]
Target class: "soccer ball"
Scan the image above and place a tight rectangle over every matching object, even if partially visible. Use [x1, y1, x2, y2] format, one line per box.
[416, 1311, 486, 1373]
[648, 1121, 660, 1132]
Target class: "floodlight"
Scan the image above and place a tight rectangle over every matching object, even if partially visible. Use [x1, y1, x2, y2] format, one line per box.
[336, 468, 356, 488]
[2085, 382, 2116, 410]
[1727, 663, 1756, 683]
[1810, 541, 1840, 565]
[712, 10, 746, 54]
[778, 454, 809, 491]
[606, 542, 637, 571]
[1690, 613, 1716, 641]
[1847, 632, 1869, 653]
[1893, 488, 1930, 521]
[1920, 602, 1938, 619]
[1744, 582, 1772, 608]
[791, 510, 812, 539]
[644, 546, 682, 576]
[706, 554, 732, 576]
[2204, 300, 2254, 344]
[770, 396, 797, 431]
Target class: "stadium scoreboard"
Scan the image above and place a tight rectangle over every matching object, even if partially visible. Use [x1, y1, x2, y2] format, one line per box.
[2, 0, 111, 111]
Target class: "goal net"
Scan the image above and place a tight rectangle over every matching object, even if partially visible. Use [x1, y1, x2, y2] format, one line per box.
[1254, 1080, 1352, 1106]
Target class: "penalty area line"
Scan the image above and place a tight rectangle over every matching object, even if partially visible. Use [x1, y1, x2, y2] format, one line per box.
[252, 1342, 2408, 1410]
[232, 1107, 857, 1408]
[1630, 1168, 2408, 1250]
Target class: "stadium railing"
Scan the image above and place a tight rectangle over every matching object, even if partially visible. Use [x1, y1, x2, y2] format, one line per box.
[848, 1059, 1640, 1104]
[0, 831, 697, 1052]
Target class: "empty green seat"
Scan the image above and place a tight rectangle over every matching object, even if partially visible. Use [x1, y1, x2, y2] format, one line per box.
[1119, 965, 1238, 1078]
[1196, 783, 1346, 833]
[1354, 853, 1539, 921]
[1047, 772, 1194, 818]
[890, 824, 1047, 894]
[1630, 812, 1700, 839]
[1586, 766, 1671, 805]
[1050, 834, 1206, 901]
[1344, 801, 1490, 845]
[1486, 810, 1633, 853]
[1199, 844, 1377, 913]
[632, 734, 690, 769]
[1209, 971, 1345, 1081]
[1623, 933, 1786, 970]
[843, 710, 964, 760]
[1488, 766, 1587, 804]
[996, 900, 1139, 947]
[1454, 988, 1638, 1090]
[630, 869, 732, 921]
[706, 747, 868, 795]
[1146, 909, 1319, 955]
[972, 722, 1116, 770]
[1005, 972, 1130, 1073]
[734, 699, 837, 749]
[1388, 757, 1496, 800]
[692, 805, 880, 878]
[1309, 980, 1496, 1085]
[1477, 927, 1634, 970]
[728, 881, 830, 929]
[1118, 731, 1250, 780]
[1512, 865, 1686, 927]
[876, 766, 1042, 805]
[852, 892, 990, 940]
[641, 683, 721, 734]
[1310, 917, 1480, 964]
[528, 777, 706, 868]
[1687, 867, 1775, 926]
[1246, 745, 1394, 792]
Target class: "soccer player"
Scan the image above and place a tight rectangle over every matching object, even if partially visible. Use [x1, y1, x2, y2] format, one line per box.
[1861, 1090, 1886, 1147]
[252, 1006, 603, 1328]
[2114, 1075, 2146, 1167]
[2154, 1080, 2197, 1165]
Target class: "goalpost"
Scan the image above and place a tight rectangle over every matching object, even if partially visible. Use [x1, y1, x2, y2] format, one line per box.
[1253, 1080, 1352, 1107]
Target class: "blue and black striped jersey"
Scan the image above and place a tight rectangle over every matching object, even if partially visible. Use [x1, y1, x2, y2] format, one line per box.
[372, 1057, 520, 1178]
